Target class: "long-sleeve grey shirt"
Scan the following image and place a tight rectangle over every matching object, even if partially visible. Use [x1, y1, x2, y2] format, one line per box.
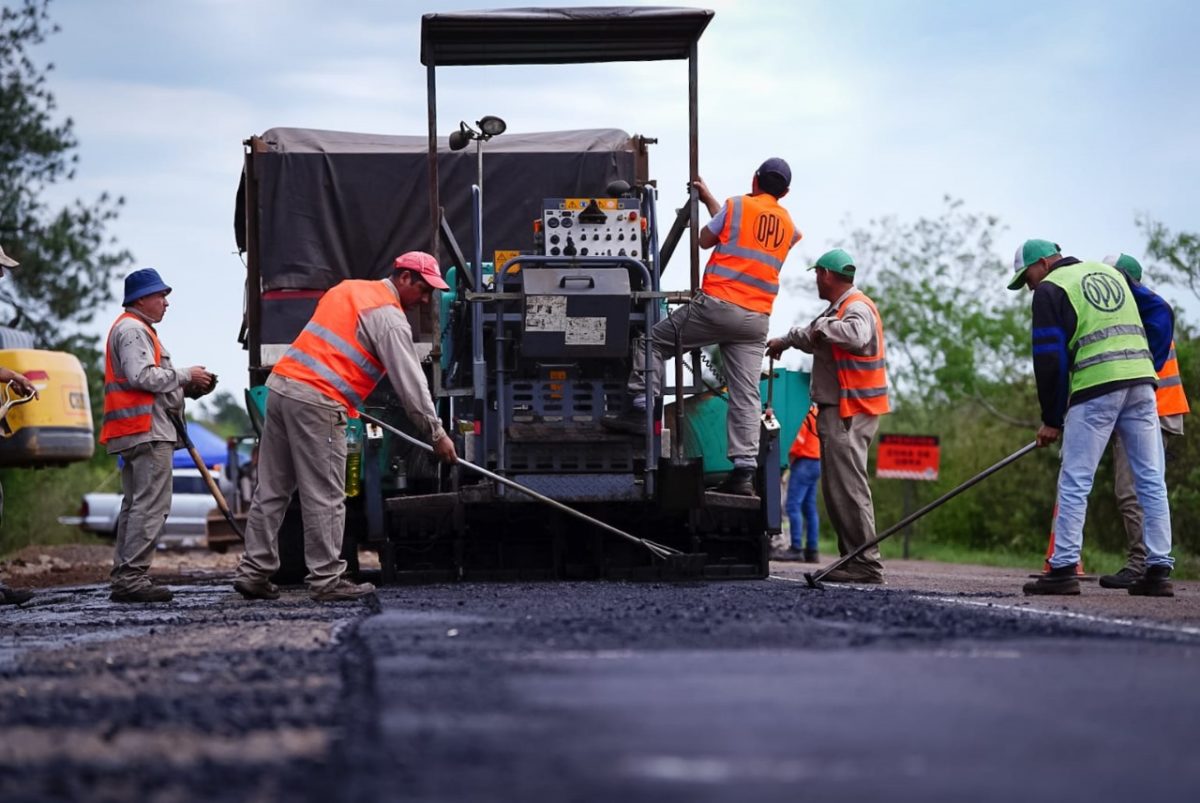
[104, 310, 188, 455]
[268, 279, 447, 442]
[783, 286, 880, 407]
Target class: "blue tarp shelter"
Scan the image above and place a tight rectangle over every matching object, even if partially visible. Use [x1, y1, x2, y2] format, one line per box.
[173, 422, 227, 469]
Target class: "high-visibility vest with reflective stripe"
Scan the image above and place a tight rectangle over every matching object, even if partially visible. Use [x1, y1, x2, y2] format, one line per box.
[789, 406, 821, 461]
[702, 193, 797, 314]
[272, 280, 396, 417]
[1156, 340, 1190, 416]
[99, 312, 161, 444]
[1045, 262, 1157, 396]
[831, 290, 891, 418]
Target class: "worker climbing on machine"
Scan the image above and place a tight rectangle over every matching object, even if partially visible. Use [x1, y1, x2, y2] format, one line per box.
[102, 268, 217, 604]
[775, 403, 821, 563]
[0, 244, 39, 606]
[1096, 253, 1189, 591]
[233, 251, 458, 603]
[1010, 240, 1176, 597]
[603, 158, 800, 496]
[767, 249, 891, 583]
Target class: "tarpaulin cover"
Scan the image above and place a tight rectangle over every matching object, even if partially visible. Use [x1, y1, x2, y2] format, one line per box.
[173, 422, 227, 469]
[420, 6, 713, 66]
[239, 127, 639, 291]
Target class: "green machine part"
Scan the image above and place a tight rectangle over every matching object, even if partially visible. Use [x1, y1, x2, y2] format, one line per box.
[676, 368, 811, 477]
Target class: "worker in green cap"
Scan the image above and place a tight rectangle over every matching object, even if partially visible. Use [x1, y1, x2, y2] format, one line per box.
[1010, 240, 1175, 597]
[766, 248, 890, 584]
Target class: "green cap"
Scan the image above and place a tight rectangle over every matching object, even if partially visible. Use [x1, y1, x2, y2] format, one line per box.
[1103, 252, 1143, 282]
[808, 248, 856, 277]
[1008, 239, 1061, 290]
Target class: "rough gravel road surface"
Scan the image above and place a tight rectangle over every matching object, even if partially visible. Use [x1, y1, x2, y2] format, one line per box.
[0, 556, 1196, 803]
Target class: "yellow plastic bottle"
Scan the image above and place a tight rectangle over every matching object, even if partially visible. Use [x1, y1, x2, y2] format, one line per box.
[344, 421, 362, 497]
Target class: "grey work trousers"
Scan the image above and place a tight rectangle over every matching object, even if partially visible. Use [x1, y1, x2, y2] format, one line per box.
[1112, 431, 1171, 573]
[111, 441, 174, 592]
[236, 392, 348, 591]
[817, 407, 883, 575]
[628, 293, 769, 463]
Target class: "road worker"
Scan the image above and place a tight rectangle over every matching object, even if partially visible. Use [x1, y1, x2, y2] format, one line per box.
[767, 249, 891, 583]
[233, 251, 457, 602]
[1010, 240, 1175, 597]
[1097, 253, 1189, 590]
[775, 403, 821, 563]
[0, 244, 38, 606]
[603, 158, 800, 496]
[102, 268, 216, 603]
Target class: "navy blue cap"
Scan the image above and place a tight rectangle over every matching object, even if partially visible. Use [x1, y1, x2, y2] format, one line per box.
[756, 157, 791, 188]
[122, 268, 172, 306]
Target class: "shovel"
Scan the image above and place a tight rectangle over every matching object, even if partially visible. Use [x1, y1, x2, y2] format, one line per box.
[804, 441, 1038, 589]
[171, 412, 245, 539]
[358, 411, 707, 577]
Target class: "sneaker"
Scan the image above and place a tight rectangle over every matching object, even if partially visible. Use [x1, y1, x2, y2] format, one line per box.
[771, 547, 805, 562]
[1099, 567, 1142, 590]
[600, 407, 647, 435]
[233, 577, 281, 601]
[0, 584, 34, 605]
[1023, 564, 1080, 596]
[1128, 565, 1174, 597]
[110, 584, 174, 604]
[803, 548, 820, 564]
[714, 467, 756, 496]
[821, 567, 884, 584]
[312, 579, 376, 602]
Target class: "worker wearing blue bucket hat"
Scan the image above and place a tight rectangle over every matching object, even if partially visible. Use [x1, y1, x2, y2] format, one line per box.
[101, 268, 217, 603]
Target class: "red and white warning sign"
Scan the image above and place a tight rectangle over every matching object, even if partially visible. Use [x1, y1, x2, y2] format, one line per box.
[875, 434, 940, 481]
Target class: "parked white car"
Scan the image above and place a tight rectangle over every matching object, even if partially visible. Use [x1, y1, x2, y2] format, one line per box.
[62, 468, 232, 549]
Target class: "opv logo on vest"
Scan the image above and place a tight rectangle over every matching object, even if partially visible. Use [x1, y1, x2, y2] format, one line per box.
[755, 214, 786, 249]
[1081, 272, 1125, 312]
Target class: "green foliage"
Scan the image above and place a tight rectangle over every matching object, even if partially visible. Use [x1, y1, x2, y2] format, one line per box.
[188, 390, 252, 438]
[1138, 215, 1200, 312]
[0, 452, 117, 557]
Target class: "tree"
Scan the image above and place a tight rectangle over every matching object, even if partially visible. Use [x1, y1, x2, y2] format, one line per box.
[189, 390, 252, 438]
[1137, 215, 1200, 310]
[0, 0, 132, 362]
[838, 197, 1035, 425]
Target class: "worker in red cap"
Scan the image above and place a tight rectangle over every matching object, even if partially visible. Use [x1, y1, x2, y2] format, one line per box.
[101, 267, 217, 603]
[234, 251, 457, 602]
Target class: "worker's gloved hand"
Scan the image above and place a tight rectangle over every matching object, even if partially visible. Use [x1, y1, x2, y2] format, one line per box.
[2, 369, 38, 399]
[765, 338, 789, 360]
[184, 367, 217, 397]
[432, 434, 458, 465]
[1035, 425, 1061, 448]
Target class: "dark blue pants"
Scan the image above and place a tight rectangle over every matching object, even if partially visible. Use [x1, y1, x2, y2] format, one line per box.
[786, 458, 821, 550]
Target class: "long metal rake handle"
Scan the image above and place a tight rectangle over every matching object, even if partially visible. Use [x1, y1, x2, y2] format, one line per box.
[807, 441, 1038, 587]
[358, 411, 681, 559]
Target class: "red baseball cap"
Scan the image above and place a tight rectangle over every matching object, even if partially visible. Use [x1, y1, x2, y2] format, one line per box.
[393, 251, 449, 290]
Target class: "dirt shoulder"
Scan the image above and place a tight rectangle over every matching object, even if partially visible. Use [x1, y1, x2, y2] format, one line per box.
[769, 557, 1200, 630]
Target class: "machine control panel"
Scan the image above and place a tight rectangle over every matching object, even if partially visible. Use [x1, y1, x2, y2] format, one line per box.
[542, 198, 642, 260]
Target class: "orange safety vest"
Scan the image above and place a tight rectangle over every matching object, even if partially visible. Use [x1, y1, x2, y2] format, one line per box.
[99, 312, 162, 444]
[702, 193, 797, 314]
[272, 280, 397, 417]
[1156, 340, 1190, 416]
[832, 290, 891, 418]
[788, 406, 821, 462]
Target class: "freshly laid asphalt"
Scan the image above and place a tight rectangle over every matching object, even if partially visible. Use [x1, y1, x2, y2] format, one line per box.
[0, 569, 1196, 802]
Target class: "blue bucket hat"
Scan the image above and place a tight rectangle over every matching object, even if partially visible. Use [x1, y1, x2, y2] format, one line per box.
[122, 268, 172, 306]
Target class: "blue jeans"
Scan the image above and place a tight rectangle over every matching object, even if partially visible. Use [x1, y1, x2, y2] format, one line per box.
[1052, 384, 1174, 569]
[786, 458, 821, 550]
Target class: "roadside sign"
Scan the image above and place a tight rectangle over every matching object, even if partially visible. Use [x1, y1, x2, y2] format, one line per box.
[876, 434, 940, 481]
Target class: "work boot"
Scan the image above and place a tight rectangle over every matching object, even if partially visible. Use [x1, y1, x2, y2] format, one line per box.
[233, 577, 281, 601]
[714, 467, 756, 496]
[1098, 567, 1142, 590]
[821, 566, 884, 584]
[0, 584, 34, 605]
[771, 546, 805, 562]
[600, 407, 647, 435]
[110, 584, 174, 604]
[1128, 565, 1174, 597]
[803, 548, 820, 564]
[1023, 564, 1080, 596]
[312, 579, 376, 602]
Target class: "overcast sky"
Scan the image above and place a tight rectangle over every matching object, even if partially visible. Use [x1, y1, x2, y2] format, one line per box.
[36, 0, 1200, 403]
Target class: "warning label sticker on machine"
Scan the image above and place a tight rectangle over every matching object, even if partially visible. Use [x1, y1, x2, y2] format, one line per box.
[525, 296, 567, 331]
[565, 317, 607, 345]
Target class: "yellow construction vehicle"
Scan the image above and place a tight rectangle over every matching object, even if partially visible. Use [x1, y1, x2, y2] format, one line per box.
[0, 348, 94, 467]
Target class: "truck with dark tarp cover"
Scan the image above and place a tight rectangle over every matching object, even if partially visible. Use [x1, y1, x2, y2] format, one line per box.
[235, 6, 784, 583]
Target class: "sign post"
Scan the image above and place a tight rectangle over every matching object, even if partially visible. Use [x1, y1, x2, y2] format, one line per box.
[875, 434, 941, 558]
